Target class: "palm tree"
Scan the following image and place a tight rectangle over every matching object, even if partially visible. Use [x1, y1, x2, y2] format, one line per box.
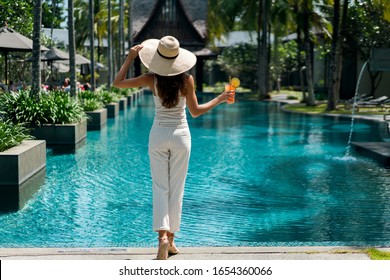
[107, 0, 112, 90]
[257, 0, 270, 99]
[270, 0, 294, 92]
[89, 0, 96, 90]
[302, 0, 316, 106]
[127, 0, 133, 77]
[327, 0, 349, 111]
[210, 0, 272, 98]
[32, 0, 42, 96]
[118, 0, 125, 71]
[326, 0, 340, 111]
[68, 0, 77, 97]
[94, 0, 130, 84]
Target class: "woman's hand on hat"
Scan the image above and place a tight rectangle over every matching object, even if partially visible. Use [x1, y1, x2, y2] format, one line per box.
[128, 45, 143, 60]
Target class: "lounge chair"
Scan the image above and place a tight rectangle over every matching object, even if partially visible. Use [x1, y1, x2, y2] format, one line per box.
[342, 93, 373, 109]
[356, 96, 389, 112]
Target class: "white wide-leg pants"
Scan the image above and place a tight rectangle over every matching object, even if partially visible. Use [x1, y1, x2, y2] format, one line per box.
[148, 121, 191, 233]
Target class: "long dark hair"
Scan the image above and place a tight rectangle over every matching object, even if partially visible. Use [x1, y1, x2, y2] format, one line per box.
[156, 73, 186, 108]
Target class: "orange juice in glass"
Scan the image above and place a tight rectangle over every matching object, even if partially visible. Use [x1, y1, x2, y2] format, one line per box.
[225, 77, 240, 104]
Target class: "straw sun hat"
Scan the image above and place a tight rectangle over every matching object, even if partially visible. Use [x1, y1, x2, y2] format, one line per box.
[138, 36, 197, 76]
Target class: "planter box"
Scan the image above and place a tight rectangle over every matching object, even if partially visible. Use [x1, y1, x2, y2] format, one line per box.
[0, 140, 46, 212]
[127, 94, 134, 106]
[119, 97, 128, 110]
[30, 119, 87, 145]
[105, 102, 119, 118]
[86, 108, 107, 131]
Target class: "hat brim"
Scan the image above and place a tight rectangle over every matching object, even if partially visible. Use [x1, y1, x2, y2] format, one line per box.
[139, 39, 197, 76]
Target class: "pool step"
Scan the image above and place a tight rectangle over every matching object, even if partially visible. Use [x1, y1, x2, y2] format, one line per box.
[351, 142, 390, 168]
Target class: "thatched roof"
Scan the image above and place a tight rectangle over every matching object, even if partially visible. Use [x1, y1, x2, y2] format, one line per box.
[132, 0, 207, 50]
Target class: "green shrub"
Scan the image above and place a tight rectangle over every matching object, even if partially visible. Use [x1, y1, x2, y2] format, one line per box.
[111, 87, 132, 97]
[78, 90, 104, 111]
[0, 120, 33, 152]
[97, 90, 119, 105]
[0, 90, 86, 125]
[80, 98, 104, 112]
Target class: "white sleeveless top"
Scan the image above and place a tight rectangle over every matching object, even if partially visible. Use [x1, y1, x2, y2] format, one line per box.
[153, 76, 187, 123]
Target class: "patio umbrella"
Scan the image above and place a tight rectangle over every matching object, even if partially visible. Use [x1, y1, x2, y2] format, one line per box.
[32, 48, 92, 78]
[41, 47, 69, 61]
[60, 53, 91, 65]
[0, 25, 48, 84]
[40, 47, 91, 65]
[61, 54, 91, 76]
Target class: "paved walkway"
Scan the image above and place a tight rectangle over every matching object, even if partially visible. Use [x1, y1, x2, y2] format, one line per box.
[1, 246, 385, 260]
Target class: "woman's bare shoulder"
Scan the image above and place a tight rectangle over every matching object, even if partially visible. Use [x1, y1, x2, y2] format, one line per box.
[141, 72, 155, 88]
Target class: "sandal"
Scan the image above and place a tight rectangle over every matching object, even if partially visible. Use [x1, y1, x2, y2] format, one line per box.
[156, 236, 169, 260]
[168, 235, 179, 255]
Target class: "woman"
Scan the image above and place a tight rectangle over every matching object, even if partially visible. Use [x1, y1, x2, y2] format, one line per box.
[113, 36, 233, 260]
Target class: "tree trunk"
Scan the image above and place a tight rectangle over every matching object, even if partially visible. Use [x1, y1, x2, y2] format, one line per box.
[333, 0, 349, 107]
[50, 0, 56, 45]
[326, 0, 340, 111]
[32, 0, 42, 96]
[68, 0, 77, 98]
[257, 0, 268, 99]
[119, 0, 125, 71]
[294, 4, 307, 102]
[89, 0, 95, 90]
[256, 1, 262, 98]
[127, 0, 133, 78]
[303, 0, 315, 106]
[107, 0, 112, 90]
[369, 71, 381, 96]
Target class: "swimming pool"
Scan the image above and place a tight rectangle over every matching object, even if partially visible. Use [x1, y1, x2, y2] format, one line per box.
[1, 93, 390, 248]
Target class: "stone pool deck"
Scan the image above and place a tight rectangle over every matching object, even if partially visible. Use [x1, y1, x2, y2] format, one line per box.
[1, 246, 389, 260]
[351, 142, 390, 168]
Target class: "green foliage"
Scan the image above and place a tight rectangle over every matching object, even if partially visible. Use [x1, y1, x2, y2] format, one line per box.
[270, 40, 300, 85]
[346, 1, 390, 60]
[96, 90, 119, 105]
[80, 98, 104, 112]
[42, 1, 65, 29]
[217, 43, 258, 90]
[78, 90, 104, 112]
[0, 90, 86, 125]
[0, 119, 33, 152]
[0, 0, 34, 35]
[110, 87, 133, 97]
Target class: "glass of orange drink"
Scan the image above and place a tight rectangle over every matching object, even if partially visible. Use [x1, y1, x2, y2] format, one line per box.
[225, 77, 240, 104]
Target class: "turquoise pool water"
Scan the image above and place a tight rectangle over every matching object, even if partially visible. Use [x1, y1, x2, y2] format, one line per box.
[1, 93, 390, 248]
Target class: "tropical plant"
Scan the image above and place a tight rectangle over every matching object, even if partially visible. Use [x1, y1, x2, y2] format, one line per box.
[110, 86, 132, 97]
[217, 43, 258, 91]
[270, 40, 300, 91]
[42, 0, 66, 30]
[346, 0, 390, 96]
[0, 90, 86, 125]
[326, 0, 350, 111]
[78, 90, 104, 111]
[97, 90, 120, 105]
[0, 1, 34, 35]
[0, 119, 33, 153]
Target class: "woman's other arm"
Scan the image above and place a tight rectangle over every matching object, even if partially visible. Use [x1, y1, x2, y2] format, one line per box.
[185, 75, 233, 118]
